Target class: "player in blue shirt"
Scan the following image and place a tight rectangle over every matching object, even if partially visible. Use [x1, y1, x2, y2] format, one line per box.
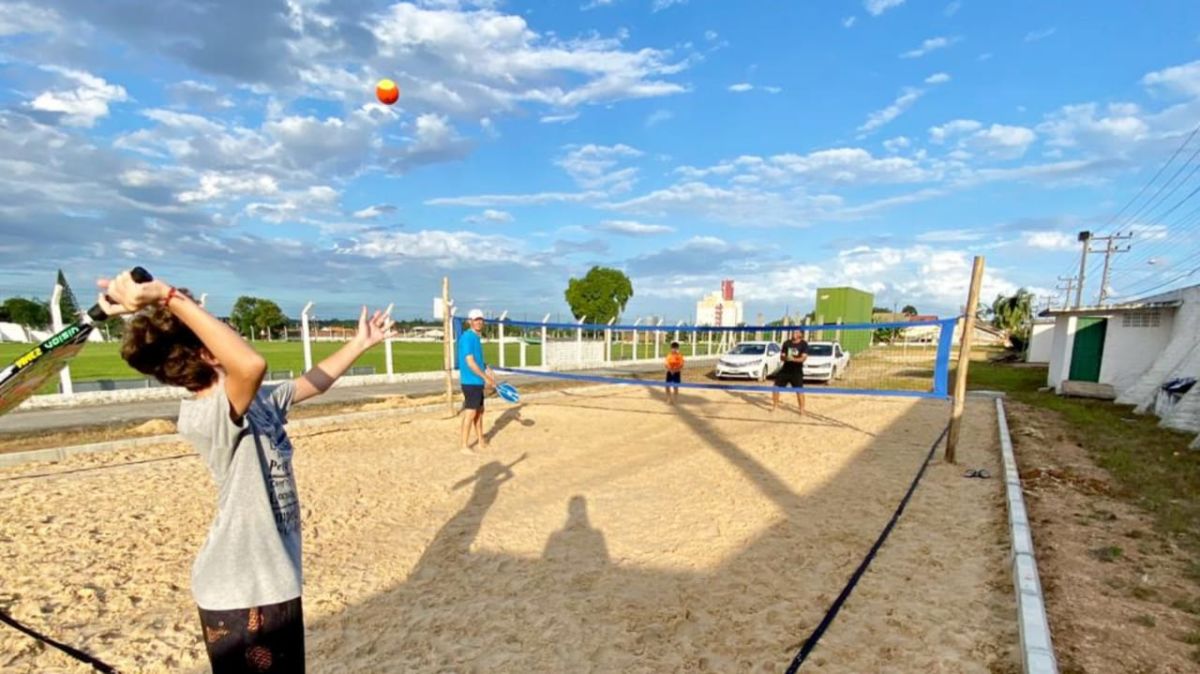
[458, 308, 498, 453]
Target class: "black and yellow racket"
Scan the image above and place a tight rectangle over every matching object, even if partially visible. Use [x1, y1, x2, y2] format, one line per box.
[0, 267, 152, 417]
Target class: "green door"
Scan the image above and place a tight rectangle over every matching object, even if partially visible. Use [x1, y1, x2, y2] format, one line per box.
[1069, 318, 1107, 382]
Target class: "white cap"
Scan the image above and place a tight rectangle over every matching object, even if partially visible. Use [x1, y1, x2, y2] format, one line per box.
[468, 308, 485, 320]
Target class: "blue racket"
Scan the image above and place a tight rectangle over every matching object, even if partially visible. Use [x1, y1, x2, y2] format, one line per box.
[496, 381, 520, 403]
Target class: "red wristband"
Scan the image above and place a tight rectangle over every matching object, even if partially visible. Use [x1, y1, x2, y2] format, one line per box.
[163, 286, 178, 307]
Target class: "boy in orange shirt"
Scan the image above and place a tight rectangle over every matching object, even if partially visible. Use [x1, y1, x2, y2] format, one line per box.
[664, 340, 684, 404]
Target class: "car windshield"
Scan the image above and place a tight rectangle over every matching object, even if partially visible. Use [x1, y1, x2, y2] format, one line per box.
[728, 344, 766, 355]
[808, 344, 833, 356]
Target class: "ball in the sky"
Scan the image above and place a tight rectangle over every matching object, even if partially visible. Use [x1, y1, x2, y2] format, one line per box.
[376, 79, 400, 105]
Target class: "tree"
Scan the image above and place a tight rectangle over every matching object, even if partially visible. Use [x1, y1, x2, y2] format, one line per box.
[253, 299, 289, 339]
[901, 304, 918, 316]
[230, 297, 261, 338]
[0, 297, 50, 328]
[992, 288, 1033, 351]
[564, 266, 633, 325]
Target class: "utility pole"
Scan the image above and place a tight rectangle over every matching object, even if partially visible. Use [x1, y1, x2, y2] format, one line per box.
[1075, 231, 1091, 308]
[1056, 276, 1077, 310]
[1094, 232, 1134, 305]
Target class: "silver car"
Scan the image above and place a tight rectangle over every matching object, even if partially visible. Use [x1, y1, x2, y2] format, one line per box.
[715, 341, 783, 381]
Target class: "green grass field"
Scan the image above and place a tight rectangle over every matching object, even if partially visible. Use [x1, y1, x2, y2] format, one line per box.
[0, 341, 542, 393]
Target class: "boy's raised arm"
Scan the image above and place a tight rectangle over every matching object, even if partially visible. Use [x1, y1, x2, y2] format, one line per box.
[99, 271, 266, 419]
[292, 306, 395, 404]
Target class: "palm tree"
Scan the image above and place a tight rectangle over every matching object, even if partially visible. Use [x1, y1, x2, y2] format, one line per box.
[991, 289, 1033, 351]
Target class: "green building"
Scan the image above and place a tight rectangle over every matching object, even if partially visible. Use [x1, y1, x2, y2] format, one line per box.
[813, 287, 874, 353]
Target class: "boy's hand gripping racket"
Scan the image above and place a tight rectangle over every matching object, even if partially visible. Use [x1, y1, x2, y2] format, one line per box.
[0, 267, 153, 417]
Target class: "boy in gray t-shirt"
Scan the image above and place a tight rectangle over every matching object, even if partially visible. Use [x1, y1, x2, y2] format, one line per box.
[100, 269, 394, 673]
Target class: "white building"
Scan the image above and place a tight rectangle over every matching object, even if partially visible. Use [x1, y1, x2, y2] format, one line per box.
[1026, 318, 1055, 364]
[1042, 284, 1200, 448]
[696, 292, 743, 327]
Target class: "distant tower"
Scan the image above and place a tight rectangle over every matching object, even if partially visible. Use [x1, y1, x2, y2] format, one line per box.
[722, 279, 735, 301]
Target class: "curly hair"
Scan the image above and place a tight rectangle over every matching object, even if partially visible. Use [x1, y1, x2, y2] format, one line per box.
[120, 289, 217, 392]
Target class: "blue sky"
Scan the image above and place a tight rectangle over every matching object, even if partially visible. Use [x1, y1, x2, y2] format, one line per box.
[1, 0, 1199, 322]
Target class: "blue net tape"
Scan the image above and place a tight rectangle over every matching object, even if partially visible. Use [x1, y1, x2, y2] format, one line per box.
[489, 317, 958, 333]
[494, 367, 950, 400]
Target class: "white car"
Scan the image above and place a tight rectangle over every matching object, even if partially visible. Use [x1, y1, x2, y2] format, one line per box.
[804, 341, 850, 382]
[715, 341, 782, 381]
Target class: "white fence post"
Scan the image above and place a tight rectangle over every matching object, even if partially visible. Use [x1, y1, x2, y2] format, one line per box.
[300, 302, 314, 372]
[576, 315, 586, 367]
[541, 313, 550, 368]
[384, 302, 395, 378]
[654, 318, 664, 361]
[49, 282, 72, 395]
[498, 310, 509, 369]
[632, 318, 642, 361]
[690, 324, 697, 357]
[605, 317, 616, 364]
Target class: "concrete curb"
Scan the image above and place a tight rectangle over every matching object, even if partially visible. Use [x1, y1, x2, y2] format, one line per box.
[0, 384, 623, 470]
[996, 397, 1059, 673]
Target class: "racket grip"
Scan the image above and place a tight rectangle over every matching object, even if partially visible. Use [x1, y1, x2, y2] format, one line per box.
[87, 267, 156, 322]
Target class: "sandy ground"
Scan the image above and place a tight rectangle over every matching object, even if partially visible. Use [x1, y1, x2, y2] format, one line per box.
[1006, 402, 1200, 673]
[0, 387, 1015, 673]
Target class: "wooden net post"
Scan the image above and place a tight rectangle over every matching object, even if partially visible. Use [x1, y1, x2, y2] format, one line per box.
[947, 256, 986, 462]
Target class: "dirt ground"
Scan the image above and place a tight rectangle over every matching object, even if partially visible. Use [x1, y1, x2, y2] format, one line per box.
[1005, 402, 1200, 673]
[1, 388, 1015, 673]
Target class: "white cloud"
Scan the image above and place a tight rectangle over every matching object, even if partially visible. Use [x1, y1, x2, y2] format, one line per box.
[178, 172, 280, 203]
[0, 2, 61, 36]
[540, 112, 580, 124]
[965, 124, 1037, 159]
[864, 0, 905, 17]
[1024, 27, 1056, 43]
[1142, 59, 1200, 97]
[427, 191, 605, 207]
[596, 219, 674, 236]
[338, 229, 531, 267]
[557, 143, 644, 192]
[353, 204, 397, 219]
[1022, 231, 1076, 251]
[390, 113, 474, 173]
[1036, 103, 1149, 149]
[704, 30, 719, 41]
[843, 16, 857, 28]
[858, 87, 924, 134]
[464, 208, 514, 224]
[30, 67, 128, 127]
[944, 1, 961, 17]
[728, 83, 754, 93]
[901, 36, 959, 59]
[645, 109, 674, 127]
[763, 86, 783, 94]
[925, 72, 951, 85]
[883, 136, 911, 153]
[652, 0, 688, 11]
[929, 119, 982, 143]
[917, 228, 986, 243]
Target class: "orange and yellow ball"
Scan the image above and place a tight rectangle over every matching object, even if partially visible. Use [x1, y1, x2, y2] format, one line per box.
[376, 79, 400, 105]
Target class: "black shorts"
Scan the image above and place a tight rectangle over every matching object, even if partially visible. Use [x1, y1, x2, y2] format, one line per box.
[775, 366, 805, 388]
[462, 384, 485, 410]
[666, 371, 681, 384]
[198, 597, 304, 673]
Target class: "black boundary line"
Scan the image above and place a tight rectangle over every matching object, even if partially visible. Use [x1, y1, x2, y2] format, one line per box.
[784, 423, 950, 673]
[0, 610, 117, 672]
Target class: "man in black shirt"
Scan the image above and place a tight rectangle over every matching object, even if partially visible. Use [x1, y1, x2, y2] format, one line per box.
[773, 329, 808, 415]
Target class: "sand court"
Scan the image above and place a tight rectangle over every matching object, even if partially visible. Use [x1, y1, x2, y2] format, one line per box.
[0, 386, 1016, 673]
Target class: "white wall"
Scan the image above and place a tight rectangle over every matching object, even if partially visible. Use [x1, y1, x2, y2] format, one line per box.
[545, 340, 605, 367]
[1027, 323, 1054, 363]
[1098, 313, 1175, 395]
[1047, 315, 1076, 390]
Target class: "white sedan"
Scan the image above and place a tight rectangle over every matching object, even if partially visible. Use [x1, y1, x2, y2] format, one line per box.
[715, 341, 783, 381]
[804, 341, 850, 382]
